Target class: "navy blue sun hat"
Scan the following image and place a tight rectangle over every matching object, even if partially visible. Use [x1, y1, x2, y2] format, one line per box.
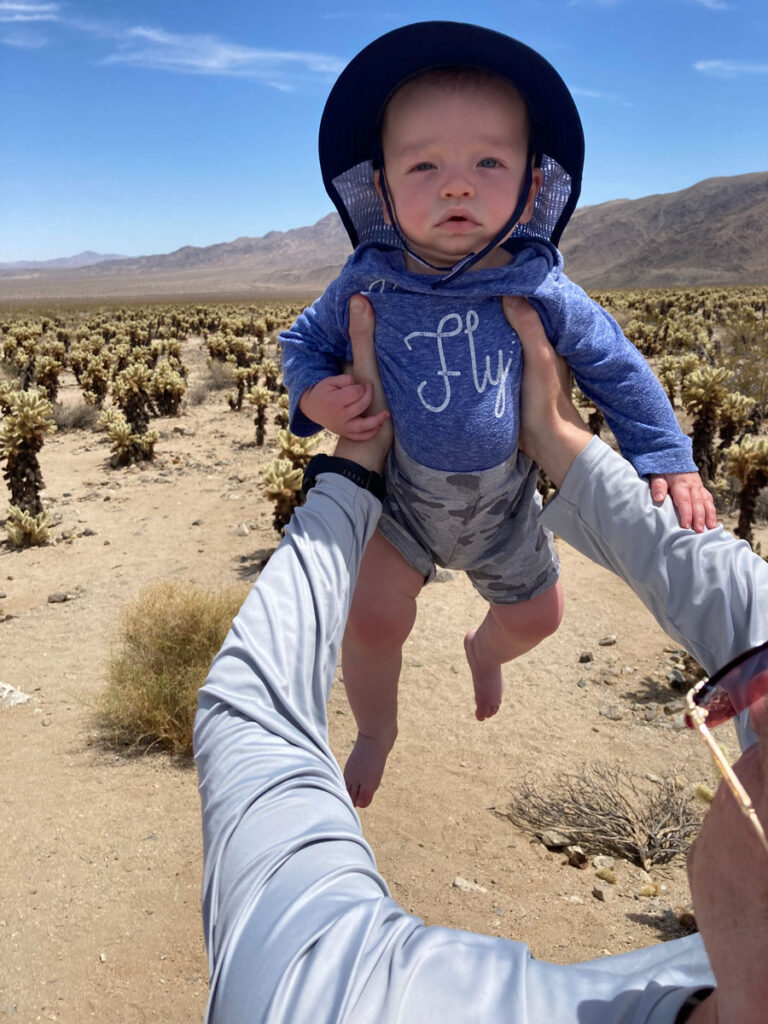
[319, 21, 584, 266]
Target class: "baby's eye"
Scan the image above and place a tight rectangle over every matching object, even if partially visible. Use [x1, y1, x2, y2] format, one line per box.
[477, 157, 501, 169]
[410, 161, 435, 172]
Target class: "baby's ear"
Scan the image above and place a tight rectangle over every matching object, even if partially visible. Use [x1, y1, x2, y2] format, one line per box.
[518, 166, 543, 226]
[373, 170, 391, 225]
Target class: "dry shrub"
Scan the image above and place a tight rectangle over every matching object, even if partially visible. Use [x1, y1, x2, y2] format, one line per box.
[505, 763, 703, 869]
[52, 400, 100, 432]
[99, 579, 249, 757]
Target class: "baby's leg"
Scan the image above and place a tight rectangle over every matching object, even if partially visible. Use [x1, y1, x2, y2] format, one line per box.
[464, 580, 563, 721]
[342, 530, 424, 807]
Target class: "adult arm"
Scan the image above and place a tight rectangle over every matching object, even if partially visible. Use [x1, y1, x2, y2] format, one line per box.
[195, 296, 715, 1024]
[505, 294, 766, 740]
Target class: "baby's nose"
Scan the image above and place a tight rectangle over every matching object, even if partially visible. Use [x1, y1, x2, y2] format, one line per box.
[439, 172, 474, 199]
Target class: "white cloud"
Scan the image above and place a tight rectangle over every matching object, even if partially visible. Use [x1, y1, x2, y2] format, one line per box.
[99, 26, 344, 89]
[0, 1, 59, 22]
[572, 86, 633, 107]
[694, 59, 768, 77]
[1, 28, 48, 45]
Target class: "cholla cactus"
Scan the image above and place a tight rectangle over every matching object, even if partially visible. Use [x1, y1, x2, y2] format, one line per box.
[150, 358, 186, 416]
[681, 367, 732, 484]
[0, 387, 56, 515]
[274, 393, 290, 429]
[277, 429, 319, 469]
[573, 387, 605, 436]
[725, 436, 768, 546]
[112, 362, 153, 437]
[81, 357, 110, 406]
[5, 505, 51, 547]
[262, 458, 304, 534]
[0, 387, 56, 547]
[249, 384, 271, 446]
[262, 359, 280, 392]
[99, 407, 159, 467]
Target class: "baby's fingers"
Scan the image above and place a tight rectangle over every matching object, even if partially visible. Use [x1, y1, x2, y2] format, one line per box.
[649, 475, 669, 505]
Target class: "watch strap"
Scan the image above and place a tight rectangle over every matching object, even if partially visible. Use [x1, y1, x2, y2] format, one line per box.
[301, 454, 386, 502]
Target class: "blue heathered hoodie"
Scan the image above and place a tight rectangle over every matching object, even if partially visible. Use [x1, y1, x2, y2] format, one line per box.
[281, 238, 695, 477]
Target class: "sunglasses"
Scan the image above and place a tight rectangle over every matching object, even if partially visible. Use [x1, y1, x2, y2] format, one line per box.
[686, 639, 768, 856]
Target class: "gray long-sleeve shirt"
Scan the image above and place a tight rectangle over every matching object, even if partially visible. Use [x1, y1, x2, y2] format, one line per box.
[194, 437, 767, 1023]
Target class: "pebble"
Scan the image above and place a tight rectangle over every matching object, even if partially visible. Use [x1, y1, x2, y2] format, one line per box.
[0, 592, 5, 599]
[593, 855, 615, 870]
[434, 569, 453, 584]
[565, 845, 587, 869]
[538, 829, 571, 849]
[598, 635, 617, 646]
[599, 705, 625, 721]
[453, 877, 487, 893]
[591, 886, 609, 903]
[47, 592, 70, 603]
[0, 682, 33, 708]
[579, 651, 593, 664]
[236, 523, 250, 537]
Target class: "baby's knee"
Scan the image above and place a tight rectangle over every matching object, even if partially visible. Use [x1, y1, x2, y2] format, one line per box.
[345, 589, 415, 649]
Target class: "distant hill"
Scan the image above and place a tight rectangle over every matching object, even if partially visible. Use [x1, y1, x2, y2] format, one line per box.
[0, 251, 128, 271]
[1, 171, 766, 303]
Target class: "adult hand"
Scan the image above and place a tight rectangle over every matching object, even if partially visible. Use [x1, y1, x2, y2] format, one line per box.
[502, 296, 591, 487]
[685, 694, 768, 1024]
[334, 294, 393, 475]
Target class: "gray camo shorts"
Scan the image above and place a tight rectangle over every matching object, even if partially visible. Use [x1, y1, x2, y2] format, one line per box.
[378, 440, 560, 605]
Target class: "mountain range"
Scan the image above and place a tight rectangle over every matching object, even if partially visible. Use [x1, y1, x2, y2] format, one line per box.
[1, 171, 765, 303]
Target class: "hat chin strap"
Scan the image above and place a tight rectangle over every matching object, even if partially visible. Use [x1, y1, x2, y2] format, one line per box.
[377, 158, 533, 288]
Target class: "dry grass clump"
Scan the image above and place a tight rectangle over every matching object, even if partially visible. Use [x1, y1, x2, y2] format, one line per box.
[99, 579, 249, 757]
[52, 400, 100, 432]
[505, 763, 703, 870]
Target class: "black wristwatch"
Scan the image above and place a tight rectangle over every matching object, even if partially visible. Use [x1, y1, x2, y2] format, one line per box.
[301, 454, 386, 502]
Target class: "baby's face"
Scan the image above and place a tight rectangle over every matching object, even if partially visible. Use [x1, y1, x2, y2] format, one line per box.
[378, 76, 541, 272]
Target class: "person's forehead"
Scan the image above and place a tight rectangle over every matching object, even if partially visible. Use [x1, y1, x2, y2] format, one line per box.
[382, 75, 530, 145]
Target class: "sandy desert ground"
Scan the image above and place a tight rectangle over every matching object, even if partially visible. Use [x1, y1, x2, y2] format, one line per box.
[0, 333, 749, 1023]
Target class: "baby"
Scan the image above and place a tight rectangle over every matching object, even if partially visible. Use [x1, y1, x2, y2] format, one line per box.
[280, 22, 716, 807]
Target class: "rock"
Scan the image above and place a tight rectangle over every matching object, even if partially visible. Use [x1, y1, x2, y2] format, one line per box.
[452, 876, 487, 893]
[537, 829, 571, 849]
[0, 682, 33, 708]
[599, 705, 625, 721]
[47, 592, 70, 603]
[0, 591, 6, 599]
[598, 634, 617, 646]
[592, 855, 614, 870]
[191, 519, 203, 527]
[578, 651, 593, 664]
[577, 678, 588, 688]
[671, 713, 687, 730]
[236, 523, 250, 537]
[565, 845, 588, 868]
[664, 699, 685, 715]
[644, 706, 660, 722]
[434, 569, 454, 584]
[591, 886, 608, 902]
[666, 669, 687, 690]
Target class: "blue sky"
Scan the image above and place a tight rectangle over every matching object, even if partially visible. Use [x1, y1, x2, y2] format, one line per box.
[1, 0, 766, 261]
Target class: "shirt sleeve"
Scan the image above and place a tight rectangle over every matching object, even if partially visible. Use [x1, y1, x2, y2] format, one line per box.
[279, 275, 352, 436]
[194, 471, 715, 1024]
[535, 278, 697, 476]
[541, 435, 765, 750]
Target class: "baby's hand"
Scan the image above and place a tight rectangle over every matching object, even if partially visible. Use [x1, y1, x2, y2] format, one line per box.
[649, 471, 717, 532]
[299, 374, 390, 441]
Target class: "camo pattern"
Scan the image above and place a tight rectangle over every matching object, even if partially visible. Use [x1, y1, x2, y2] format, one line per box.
[379, 440, 559, 604]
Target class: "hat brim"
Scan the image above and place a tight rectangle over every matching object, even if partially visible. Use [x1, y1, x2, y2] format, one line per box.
[319, 20, 584, 248]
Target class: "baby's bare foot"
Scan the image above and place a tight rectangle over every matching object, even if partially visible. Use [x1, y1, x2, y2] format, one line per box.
[464, 629, 503, 721]
[344, 726, 397, 808]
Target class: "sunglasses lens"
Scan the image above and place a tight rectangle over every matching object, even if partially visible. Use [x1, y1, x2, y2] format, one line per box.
[696, 644, 768, 727]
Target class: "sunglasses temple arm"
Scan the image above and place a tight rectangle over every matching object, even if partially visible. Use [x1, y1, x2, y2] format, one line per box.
[695, 720, 768, 857]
